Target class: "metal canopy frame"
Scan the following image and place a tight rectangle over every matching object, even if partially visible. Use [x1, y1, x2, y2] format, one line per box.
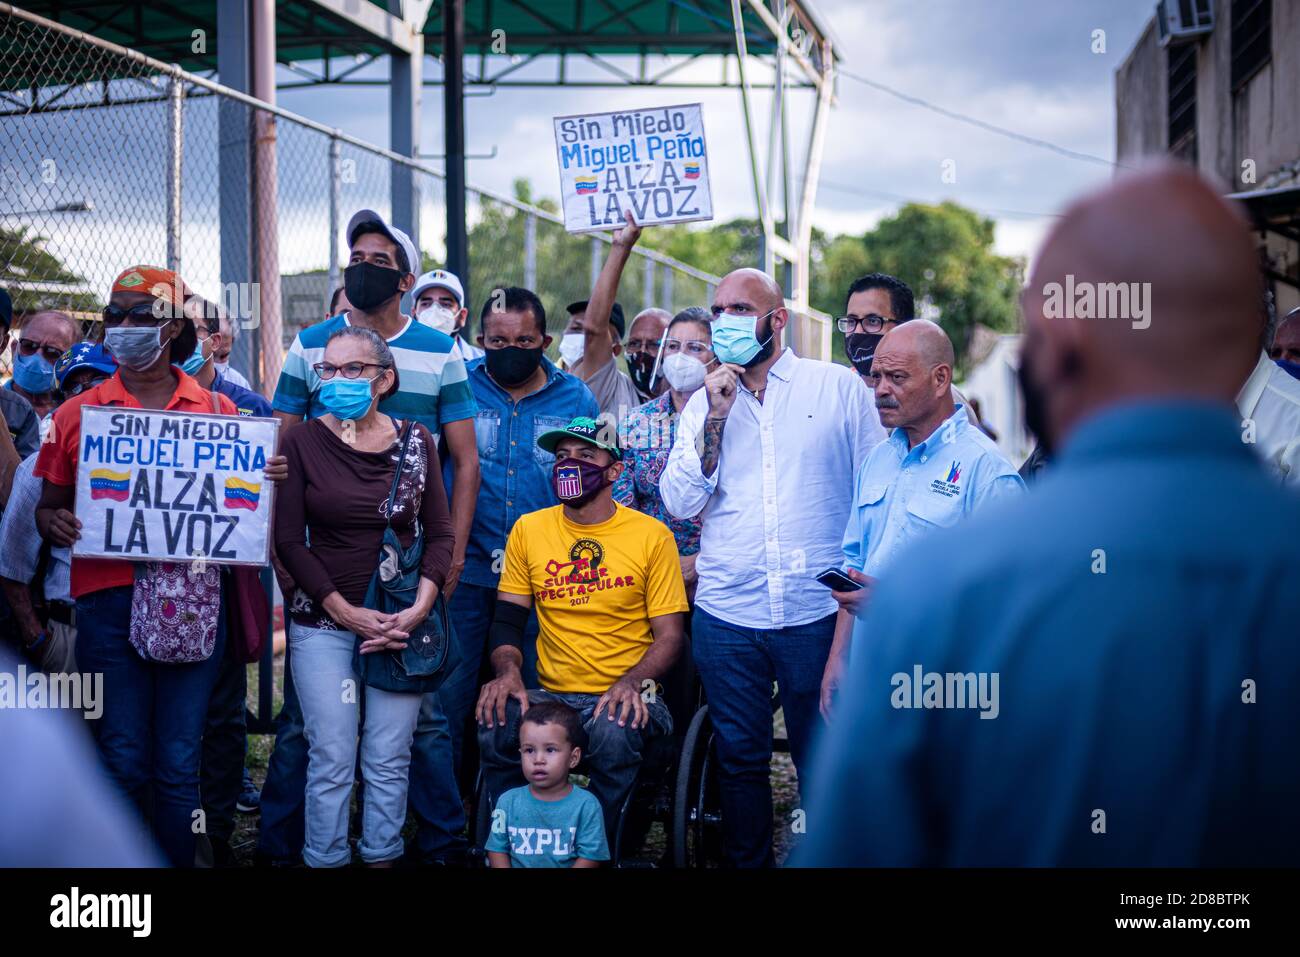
[8, 0, 836, 327]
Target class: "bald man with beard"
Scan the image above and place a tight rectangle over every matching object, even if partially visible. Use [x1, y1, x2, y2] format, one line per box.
[660, 266, 885, 867]
[800, 163, 1300, 867]
[819, 320, 1022, 721]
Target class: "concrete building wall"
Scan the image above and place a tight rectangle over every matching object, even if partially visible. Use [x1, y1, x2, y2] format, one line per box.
[1115, 2, 1300, 189]
[1115, 20, 1166, 164]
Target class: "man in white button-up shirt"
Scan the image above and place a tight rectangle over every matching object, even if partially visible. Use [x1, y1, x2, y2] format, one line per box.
[660, 267, 885, 867]
[1237, 348, 1300, 487]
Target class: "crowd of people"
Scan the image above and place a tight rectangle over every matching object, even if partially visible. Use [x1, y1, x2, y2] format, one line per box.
[1, 161, 1298, 868]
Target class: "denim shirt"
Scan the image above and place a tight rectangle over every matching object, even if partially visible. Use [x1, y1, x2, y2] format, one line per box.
[448, 355, 599, 589]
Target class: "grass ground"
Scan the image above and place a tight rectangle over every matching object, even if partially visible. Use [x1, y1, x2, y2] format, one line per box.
[229, 648, 802, 866]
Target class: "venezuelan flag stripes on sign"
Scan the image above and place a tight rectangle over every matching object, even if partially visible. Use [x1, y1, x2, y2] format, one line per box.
[223, 477, 261, 511]
[89, 468, 131, 501]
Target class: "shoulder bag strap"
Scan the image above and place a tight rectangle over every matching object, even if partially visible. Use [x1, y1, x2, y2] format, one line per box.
[385, 419, 417, 530]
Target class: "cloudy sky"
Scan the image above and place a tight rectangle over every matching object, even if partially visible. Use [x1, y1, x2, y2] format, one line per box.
[272, 0, 1156, 266]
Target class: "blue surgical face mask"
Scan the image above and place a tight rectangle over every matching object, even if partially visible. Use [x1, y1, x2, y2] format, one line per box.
[318, 376, 377, 421]
[711, 310, 776, 367]
[12, 350, 55, 394]
[178, 335, 209, 376]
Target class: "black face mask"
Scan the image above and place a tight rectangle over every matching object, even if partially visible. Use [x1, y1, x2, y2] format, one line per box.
[1017, 351, 1055, 458]
[485, 345, 544, 386]
[845, 332, 884, 376]
[627, 351, 657, 396]
[344, 261, 402, 312]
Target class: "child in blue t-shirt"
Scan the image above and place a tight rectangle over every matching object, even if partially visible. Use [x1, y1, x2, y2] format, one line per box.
[485, 700, 609, 868]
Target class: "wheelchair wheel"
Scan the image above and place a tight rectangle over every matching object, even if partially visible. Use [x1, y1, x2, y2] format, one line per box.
[472, 770, 493, 859]
[672, 704, 723, 868]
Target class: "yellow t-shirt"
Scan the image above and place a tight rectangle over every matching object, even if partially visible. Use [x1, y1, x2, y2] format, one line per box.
[498, 504, 690, 694]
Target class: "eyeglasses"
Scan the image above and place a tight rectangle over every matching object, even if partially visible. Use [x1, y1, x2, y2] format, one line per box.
[16, 337, 66, 364]
[663, 338, 714, 358]
[312, 361, 388, 380]
[102, 302, 175, 328]
[62, 374, 109, 398]
[836, 314, 899, 335]
[626, 337, 663, 354]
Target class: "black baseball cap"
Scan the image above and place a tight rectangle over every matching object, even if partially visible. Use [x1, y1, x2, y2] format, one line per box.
[566, 300, 625, 340]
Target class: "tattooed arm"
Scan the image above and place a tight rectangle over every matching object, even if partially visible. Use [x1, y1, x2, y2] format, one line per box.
[700, 415, 727, 478]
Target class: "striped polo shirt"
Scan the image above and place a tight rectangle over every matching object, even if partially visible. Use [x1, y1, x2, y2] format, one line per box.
[272, 313, 477, 436]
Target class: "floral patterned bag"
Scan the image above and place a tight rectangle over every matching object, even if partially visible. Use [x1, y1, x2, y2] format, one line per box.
[127, 389, 223, 664]
[129, 561, 222, 663]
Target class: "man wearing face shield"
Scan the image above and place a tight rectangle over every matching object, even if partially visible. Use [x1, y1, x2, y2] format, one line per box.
[562, 212, 670, 419]
[411, 268, 484, 364]
[265, 209, 481, 867]
[659, 268, 886, 867]
[614, 306, 714, 598]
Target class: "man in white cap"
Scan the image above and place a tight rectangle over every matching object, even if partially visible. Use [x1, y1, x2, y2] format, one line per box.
[411, 268, 484, 364]
[263, 208, 481, 866]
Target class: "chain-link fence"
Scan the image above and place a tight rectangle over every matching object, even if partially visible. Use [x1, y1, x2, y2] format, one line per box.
[0, 3, 772, 389]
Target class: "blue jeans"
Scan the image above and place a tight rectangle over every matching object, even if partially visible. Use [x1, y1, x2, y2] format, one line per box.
[409, 581, 540, 861]
[290, 622, 423, 866]
[259, 610, 498, 864]
[690, 606, 835, 868]
[75, 585, 227, 868]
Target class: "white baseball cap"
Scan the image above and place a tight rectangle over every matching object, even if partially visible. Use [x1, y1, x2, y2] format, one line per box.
[345, 208, 419, 278]
[411, 268, 465, 307]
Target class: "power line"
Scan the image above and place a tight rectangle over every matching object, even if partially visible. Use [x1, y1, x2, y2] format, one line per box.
[838, 67, 1124, 170]
[813, 178, 1062, 220]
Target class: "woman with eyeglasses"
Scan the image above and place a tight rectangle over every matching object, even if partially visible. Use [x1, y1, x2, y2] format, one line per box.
[32, 265, 288, 867]
[613, 306, 714, 598]
[274, 325, 455, 867]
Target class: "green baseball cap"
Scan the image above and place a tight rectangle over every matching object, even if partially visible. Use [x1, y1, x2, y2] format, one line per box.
[536, 415, 622, 460]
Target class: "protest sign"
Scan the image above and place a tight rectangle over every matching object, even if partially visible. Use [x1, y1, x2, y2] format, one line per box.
[553, 103, 713, 233]
[72, 406, 279, 566]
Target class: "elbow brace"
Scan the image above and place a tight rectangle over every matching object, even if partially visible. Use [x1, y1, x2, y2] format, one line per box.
[489, 599, 529, 654]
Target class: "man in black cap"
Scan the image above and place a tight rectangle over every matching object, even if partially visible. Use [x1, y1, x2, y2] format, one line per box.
[560, 213, 666, 420]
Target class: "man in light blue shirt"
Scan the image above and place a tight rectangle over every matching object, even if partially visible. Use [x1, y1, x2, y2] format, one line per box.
[821, 321, 1022, 718]
[801, 163, 1300, 866]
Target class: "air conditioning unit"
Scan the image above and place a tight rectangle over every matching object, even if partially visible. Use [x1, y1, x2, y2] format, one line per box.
[1157, 0, 1215, 47]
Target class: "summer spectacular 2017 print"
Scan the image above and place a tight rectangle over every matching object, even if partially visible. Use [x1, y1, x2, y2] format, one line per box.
[537, 538, 637, 605]
[553, 103, 714, 233]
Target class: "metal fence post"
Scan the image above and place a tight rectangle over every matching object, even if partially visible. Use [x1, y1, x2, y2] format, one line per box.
[643, 255, 654, 312]
[166, 66, 183, 274]
[590, 236, 602, 291]
[328, 134, 341, 296]
[524, 211, 536, 292]
[663, 266, 674, 311]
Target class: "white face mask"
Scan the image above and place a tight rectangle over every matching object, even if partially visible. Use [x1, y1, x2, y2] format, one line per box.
[214, 360, 229, 374]
[661, 351, 708, 393]
[558, 332, 585, 367]
[417, 304, 458, 336]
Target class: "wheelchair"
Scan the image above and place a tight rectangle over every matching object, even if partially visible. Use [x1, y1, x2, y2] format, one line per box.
[467, 655, 789, 868]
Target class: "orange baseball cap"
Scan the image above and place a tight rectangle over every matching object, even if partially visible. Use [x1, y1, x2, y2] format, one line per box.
[111, 265, 191, 306]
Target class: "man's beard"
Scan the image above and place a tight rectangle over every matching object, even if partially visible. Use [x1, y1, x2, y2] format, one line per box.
[743, 317, 776, 368]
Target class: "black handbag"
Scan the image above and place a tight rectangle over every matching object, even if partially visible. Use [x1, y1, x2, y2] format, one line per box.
[352, 420, 458, 694]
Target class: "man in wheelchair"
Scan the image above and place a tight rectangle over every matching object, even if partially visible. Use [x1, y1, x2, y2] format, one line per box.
[475, 416, 689, 844]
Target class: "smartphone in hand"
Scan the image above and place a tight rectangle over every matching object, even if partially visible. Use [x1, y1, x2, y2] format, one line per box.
[815, 567, 863, 591]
